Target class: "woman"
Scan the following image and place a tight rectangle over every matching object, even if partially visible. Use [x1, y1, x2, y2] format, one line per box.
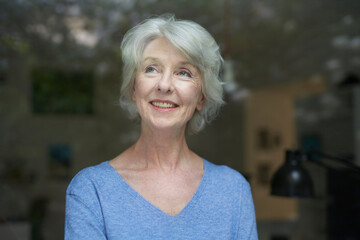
[65, 15, 258, 240]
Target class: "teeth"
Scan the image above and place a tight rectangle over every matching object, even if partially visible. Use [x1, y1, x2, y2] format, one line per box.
[151, 102, 177, 108]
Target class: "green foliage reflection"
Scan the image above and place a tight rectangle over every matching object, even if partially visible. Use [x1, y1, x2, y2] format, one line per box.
[32, 68, 94, 114]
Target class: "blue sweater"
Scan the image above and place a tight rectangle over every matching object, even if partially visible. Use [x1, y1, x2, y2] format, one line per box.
[65, 159, 258, 239]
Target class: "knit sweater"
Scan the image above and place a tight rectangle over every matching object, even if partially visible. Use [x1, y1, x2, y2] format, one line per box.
[65, 159, 258, 240]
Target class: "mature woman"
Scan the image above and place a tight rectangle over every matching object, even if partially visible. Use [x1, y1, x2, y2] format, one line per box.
[65, 15, 258, 239]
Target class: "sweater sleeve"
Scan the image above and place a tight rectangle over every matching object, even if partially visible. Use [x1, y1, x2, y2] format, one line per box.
[65, 169, 107, 240]
[237, 181, 258, 240]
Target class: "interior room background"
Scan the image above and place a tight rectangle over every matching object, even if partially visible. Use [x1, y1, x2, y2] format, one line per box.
[1, 0, 359, 239]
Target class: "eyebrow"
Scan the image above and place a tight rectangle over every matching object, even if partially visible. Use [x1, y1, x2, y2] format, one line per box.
[142, 57, 160, 63]
[142, 57, 196, 69]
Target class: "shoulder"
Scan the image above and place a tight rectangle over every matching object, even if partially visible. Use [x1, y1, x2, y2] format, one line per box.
[205, 159, 248, 184]
[66, 161, 112, 195]
[204, 159, 251, 194]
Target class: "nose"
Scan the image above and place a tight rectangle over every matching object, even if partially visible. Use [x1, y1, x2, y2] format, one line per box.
[157, 70, 174, 93]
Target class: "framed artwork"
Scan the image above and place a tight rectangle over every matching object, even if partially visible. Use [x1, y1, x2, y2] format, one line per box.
[257, 162, 271, 186]
[256, 127, 282, 151]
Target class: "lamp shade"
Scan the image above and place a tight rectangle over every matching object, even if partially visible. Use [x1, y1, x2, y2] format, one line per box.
[271, 150, 314, 198]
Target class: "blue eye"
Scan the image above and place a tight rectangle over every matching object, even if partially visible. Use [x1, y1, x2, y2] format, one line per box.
[178, 71, 191, 78]
[145, 66, 156, 73]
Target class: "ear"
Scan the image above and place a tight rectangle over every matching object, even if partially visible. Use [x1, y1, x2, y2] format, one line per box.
[196, 94, 205, 111]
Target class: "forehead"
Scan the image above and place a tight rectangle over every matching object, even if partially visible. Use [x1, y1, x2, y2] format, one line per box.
[141, 37, 189, 63]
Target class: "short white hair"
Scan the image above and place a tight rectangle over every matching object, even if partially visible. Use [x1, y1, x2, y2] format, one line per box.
[120, 14, 224, 134]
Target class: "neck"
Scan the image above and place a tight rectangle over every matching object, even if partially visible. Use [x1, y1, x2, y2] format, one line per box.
[132, 124, 193, 172]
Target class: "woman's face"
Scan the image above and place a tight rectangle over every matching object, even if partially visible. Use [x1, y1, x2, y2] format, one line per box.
[133, 37, 204, 133]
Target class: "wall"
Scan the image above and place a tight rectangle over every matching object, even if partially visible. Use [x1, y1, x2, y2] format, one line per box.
[244, 76, 327, 239]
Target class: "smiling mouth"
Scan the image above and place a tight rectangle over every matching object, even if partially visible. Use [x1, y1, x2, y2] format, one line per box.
[150, 101, 178, 108]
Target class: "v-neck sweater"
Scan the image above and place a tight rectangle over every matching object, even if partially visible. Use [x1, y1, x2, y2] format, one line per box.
[65, 159, 258, 240]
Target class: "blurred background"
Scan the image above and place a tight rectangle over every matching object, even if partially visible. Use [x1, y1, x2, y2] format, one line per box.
[1, 0, 360, 239]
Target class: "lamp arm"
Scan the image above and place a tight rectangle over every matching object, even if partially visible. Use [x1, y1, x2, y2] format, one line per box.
[304, 157, 360, 181]
[306, 150, 360, 174]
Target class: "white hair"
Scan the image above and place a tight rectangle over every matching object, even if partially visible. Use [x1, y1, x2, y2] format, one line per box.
[120, 14, 224, 134]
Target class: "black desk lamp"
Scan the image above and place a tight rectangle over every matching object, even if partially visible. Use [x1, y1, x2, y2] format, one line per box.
[271, 149, 360, 198]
